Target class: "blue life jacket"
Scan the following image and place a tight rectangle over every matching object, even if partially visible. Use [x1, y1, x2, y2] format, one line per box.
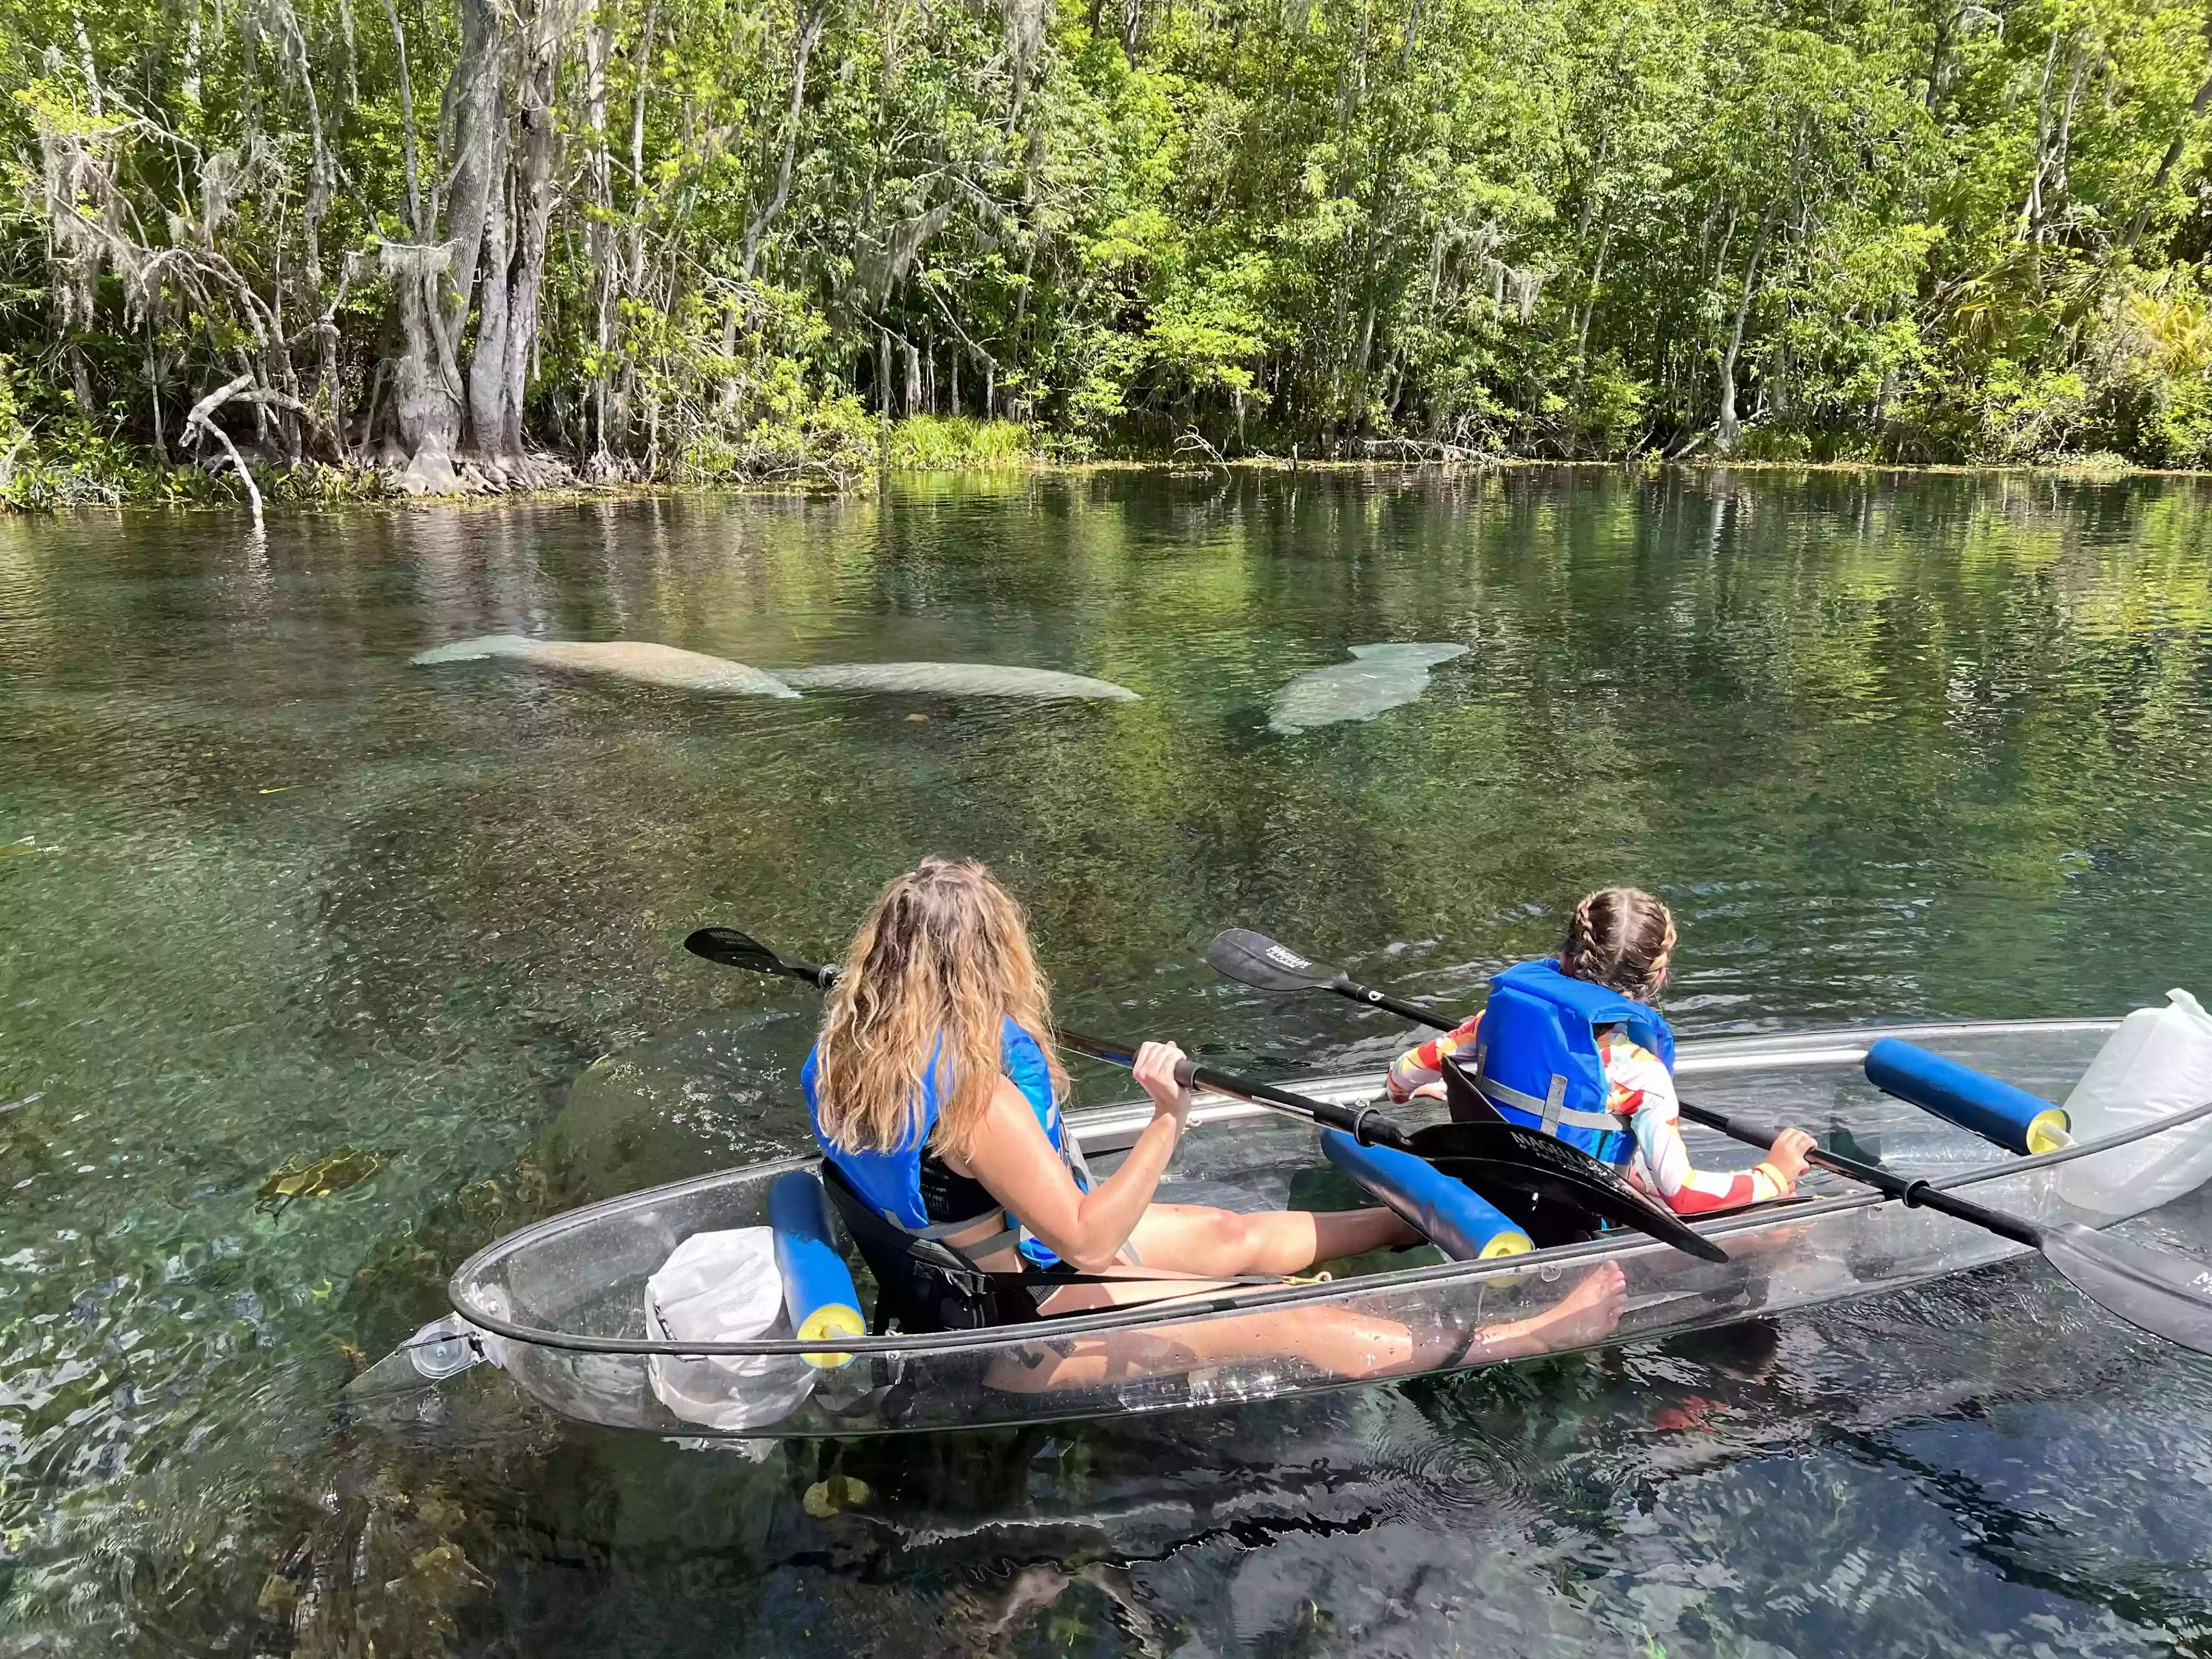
[802, 1017, 1080, 1267]
[1469, 959, 1676, 1169]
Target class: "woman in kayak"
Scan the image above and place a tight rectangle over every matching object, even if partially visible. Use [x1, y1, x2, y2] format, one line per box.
[1385, 887, 1817, 1216]
[804, 856, 1626, 1383]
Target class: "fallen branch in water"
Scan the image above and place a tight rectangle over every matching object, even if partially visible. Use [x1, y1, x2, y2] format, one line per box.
[1172, 427, 1229, 475]
[1354, 434, 1496, 465]
[184, 373, 265, 530]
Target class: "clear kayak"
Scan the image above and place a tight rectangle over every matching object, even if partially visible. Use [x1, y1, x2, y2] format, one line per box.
[354, 1017, 2212, 1438]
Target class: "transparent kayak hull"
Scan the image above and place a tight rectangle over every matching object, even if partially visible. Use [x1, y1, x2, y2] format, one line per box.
[431, 1017, 2208, 1437]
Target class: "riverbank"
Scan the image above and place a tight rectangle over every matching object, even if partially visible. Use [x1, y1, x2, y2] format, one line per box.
[0, 414, 2183, 515]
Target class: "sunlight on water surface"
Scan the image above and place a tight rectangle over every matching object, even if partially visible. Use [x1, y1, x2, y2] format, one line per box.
[1, 469, 2209, 1655]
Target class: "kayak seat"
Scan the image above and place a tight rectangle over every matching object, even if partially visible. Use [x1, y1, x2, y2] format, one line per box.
[1319, 1131, 1534, 1260]
[815, 1158, 1044, 1335]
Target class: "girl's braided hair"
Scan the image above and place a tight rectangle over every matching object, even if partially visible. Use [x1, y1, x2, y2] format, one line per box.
[1560, 887, 1676, 1001]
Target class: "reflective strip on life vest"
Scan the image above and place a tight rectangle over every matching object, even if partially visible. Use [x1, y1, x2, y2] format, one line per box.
[1475, 1045, 1634, 1133]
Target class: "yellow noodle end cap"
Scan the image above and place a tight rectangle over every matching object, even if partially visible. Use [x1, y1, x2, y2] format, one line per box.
[1481, 1232, 1536, 1259]
[2027, 1109, 2073, 1155]
[798, 1304, 865, 1369]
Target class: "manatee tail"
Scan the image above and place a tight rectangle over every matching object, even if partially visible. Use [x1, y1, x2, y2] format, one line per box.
[1346, 641, 1470, 667]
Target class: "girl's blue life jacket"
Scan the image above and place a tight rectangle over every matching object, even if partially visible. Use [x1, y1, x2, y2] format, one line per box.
[802, 1016, 1090, 1269]
[1468, 959, 1677, 1169]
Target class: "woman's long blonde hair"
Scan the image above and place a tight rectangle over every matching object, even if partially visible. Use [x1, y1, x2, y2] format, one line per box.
[812, 857, 1068, 1157]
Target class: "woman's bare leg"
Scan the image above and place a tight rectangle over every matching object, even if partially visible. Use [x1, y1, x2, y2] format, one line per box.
[1124, 1203, 1418, 1277]
[994, 1203, 1418, 1324]
[993, 1262, 1628, 1392]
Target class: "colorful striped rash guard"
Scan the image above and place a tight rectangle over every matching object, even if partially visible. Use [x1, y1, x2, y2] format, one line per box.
[1385, 1013, 1791, 1216]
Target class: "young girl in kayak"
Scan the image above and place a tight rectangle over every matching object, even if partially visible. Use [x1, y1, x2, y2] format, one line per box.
[805, 856, 1626, 1381]
[1385, 887, 1816, 1216]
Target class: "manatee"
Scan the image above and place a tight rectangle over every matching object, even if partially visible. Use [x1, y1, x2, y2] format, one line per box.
[539, 1009, 819, 1205]
[1267, 641, 1469, 735]
[777, 662, 1139, 701]
[410, 635, 799, 697]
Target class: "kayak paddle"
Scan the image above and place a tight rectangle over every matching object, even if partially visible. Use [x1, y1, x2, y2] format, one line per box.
[1202, 925, 2212, 1356]
[682, 926, 1729, 1262]
[1206, 927, 1454, 1029]
[1678, 1097, 2212, 1354]
[686, 924, 837, 989]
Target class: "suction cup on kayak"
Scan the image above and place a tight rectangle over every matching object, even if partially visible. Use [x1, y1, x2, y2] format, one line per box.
[406, 1314, 484, 1381]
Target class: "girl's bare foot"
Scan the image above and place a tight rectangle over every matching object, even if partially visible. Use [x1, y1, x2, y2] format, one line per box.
[1544, 1260, 1628, 1346]
[1441, 1260, 1629, 1366]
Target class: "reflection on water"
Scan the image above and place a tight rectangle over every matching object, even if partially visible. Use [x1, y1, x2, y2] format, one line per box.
[2, 470, 2210, 1652]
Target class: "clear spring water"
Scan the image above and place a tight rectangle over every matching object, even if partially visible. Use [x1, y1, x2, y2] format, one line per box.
[1, 469, 2209, 1655]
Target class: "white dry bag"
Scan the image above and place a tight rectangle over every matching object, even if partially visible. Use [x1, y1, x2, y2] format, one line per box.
[645, 1228, 816, 1432]
[2057, 989, 2212, 1216]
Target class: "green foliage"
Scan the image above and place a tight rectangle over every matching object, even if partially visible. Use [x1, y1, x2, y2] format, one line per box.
[7, 0, 2212, 503]
[888, 417, 1037, 471]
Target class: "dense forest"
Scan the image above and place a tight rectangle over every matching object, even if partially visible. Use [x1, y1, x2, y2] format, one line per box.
[4, 0, 2212, 501]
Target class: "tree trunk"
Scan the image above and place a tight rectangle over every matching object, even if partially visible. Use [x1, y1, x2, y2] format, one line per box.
[1577, 224, 1610, 358]
[612, 0, 660, 449]
[476, 0, 567, 473]
[469, 175, 514, 470]
[441, 0, 505, 357]
[383, 0, 422, 236]
[385, 0, 502, 490]
[740, 0, 828, 280]
[1716, 213, 1773, 455]
[2126, 19, 2212, 247]
[582, 12, 613, 466]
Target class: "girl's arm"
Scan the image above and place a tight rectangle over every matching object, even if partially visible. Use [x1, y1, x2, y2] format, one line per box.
[1609, 1034, 1815, 1216]
[956, 1040, 1194, 1273]
[1385, 1013, 1482, 1102]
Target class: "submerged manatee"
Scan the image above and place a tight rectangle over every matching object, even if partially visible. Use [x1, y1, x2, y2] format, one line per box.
[539, 1009, 819, 1204]
[410, 635, 800, 697]
[1267, 641, 1469, 735]
[778, 662, 1139, 701]
[410, 637, 1135, 703]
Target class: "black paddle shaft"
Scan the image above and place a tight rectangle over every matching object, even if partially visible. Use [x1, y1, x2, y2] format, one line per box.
[1048, 1029, 1414, 1149]
[1678, 1100, 2045, 1248]
[1337, 982, 1453, 1029]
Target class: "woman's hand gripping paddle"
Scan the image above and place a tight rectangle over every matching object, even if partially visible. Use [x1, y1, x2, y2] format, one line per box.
[684, 926, 1729, 1263]
[1203, 926, 2212, 1356]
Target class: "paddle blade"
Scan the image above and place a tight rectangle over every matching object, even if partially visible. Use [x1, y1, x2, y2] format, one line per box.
[1412, 1120, 1731, 1264]
[686, 925, 838, 989]
[1205, 928, 1341, 992]
[2042, 1223, 2212, 1356]
[683, 926, 785, 972]
[1423, 1166, 1607, 1250]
